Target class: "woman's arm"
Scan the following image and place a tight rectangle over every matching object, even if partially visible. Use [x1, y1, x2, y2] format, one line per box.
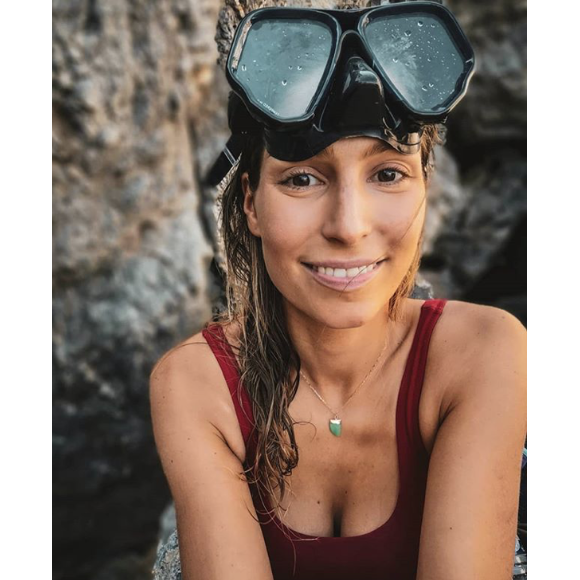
[150, 341, 274, 580]
[417, 305, 527, 580]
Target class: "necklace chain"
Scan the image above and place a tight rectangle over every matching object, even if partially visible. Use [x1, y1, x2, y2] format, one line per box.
[299, 334, 390, 420]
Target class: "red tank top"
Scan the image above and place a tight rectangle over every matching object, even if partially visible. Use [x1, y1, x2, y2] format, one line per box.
[202, 299, 447, 580]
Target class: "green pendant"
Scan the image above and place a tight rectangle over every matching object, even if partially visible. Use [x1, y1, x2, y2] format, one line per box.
[329, 418, 342, 437]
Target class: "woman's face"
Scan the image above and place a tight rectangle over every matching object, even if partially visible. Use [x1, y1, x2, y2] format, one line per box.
[242, 136, 426, 329]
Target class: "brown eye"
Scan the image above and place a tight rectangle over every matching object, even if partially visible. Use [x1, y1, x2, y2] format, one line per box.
[291, 174, 312, 187]
[372, 166, 410, 186]
[280, 172, 323, 189]
[377, 169, 399, 183]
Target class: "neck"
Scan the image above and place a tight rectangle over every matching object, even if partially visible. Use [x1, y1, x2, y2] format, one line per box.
[285, 302, 409, 408]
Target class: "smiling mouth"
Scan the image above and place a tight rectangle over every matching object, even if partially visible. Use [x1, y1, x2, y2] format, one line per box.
[302, 258, 387, 272]
[302, 258, 388, 292]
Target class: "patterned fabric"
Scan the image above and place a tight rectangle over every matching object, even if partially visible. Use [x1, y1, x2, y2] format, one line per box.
[153, 529, 181, 580]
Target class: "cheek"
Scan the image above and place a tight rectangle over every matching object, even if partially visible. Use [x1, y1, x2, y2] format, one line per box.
[256, 197, 312, 275]
[374, 191, 426, 251]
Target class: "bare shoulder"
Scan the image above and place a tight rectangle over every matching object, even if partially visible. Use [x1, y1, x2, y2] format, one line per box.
[149, 321, 247, 463]
[434, 299, 526, 357]
[430, 300, 527, 416]
[443, 299, 525, 334]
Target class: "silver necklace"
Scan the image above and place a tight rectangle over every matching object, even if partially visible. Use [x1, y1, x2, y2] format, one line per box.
[299, 335, 389, 437]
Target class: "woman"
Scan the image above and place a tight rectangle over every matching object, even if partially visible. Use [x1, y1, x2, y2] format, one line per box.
[150, 3, 526, 579]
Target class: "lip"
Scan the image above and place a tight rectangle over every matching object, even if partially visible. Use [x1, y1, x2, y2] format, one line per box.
[304, 258, 384, 269]
[302, 260, 386, 292]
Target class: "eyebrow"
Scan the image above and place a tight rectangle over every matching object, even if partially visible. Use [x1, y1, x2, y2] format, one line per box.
[317, 140, 396, 162]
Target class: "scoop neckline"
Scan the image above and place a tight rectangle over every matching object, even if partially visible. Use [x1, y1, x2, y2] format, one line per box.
[266, 300, 429, 542]
[263, 481, 403, 541]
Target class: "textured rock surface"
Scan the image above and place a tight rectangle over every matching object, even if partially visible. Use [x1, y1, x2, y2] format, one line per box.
[53, 1, 222, 578]
[52, 1, 526, 579]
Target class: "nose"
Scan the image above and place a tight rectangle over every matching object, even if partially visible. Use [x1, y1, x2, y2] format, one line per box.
[321, 180, 372, 246]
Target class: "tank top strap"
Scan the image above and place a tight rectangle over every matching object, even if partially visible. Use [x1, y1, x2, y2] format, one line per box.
[201, 324, 256, 450]
[396, 299, 447, 468]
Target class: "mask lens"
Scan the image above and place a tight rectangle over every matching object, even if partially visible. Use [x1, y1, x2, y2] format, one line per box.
[364, 13, 465, 113]
[231, 19, 333, 119]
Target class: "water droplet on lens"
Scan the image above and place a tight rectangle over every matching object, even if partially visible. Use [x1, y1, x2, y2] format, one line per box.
[404, 30, 412, 37]
[297, 65, 302, 71]
[241, 64, 247, 72]
[281, 79, 288, 86]
[428, 82, 434, 88]
[289, 65, 293, 70]
[427, 57, 431, 62]
[421, 85, 428, 92]
[392, 57, 399, 63]
[418, 21, 424, 27]
[305, 53, 309, 57]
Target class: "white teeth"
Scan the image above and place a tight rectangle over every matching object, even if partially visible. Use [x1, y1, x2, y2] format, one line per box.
[312, 262, 378, 278]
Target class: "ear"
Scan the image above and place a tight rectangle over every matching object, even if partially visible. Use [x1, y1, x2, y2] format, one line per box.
[242, 172, 261, 238]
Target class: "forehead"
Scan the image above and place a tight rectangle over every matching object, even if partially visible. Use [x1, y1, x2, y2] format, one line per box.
[264, 136, 419, 166]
